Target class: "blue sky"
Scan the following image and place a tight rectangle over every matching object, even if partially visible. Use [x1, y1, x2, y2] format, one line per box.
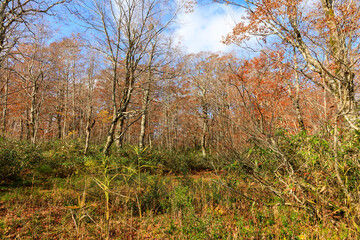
[52, 0, 247, 54]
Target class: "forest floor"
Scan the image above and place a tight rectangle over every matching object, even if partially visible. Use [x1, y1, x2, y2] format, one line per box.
[0, 170, 353, 239]
[0, 139, 358, 239]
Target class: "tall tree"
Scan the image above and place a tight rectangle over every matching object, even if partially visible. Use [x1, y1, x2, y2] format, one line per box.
[70, 0, 177, 155]
[0, 0, 66, 66]
[221, 0, 360, 130]
[1, 58, 11, 137]
[186, 53, 219, 156]
[13, 24, 51, 144]
[84, 53, 97, 154]
[138, 35, 175, 149]
[48, 36, 83, 139]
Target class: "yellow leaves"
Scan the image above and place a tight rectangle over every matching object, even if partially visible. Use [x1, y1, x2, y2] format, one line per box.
[208, 205, 227, 216]
[84, 157, 97, 168]
[298, 234, 306, 240]
[97, 110, 112, 123]
[67, 130, 77, 137]
[215, 206, 226, 215]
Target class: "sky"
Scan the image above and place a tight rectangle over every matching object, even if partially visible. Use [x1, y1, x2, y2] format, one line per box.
[173, 1, 244, 54]
[172, 0, 320, 55]
[53, 0, 247, 55]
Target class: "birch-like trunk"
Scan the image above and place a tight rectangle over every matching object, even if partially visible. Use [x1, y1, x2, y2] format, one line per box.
[2, 74, 8, 137]
[103, 60, 120, 155]
[139, 67, 152, 150]
[286, 49, 306, 132]
[201, 104, 208, 157]
[139, 89, 149, 150]
[29, 88, 37, 144]
[115, 114, 126, 148]
[104, 115, 120, 156]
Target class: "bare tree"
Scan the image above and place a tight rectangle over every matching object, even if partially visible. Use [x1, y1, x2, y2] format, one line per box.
[186, 54, 214, 157]
[13, 25, 50, 144]
[84, 54, 97, 154]
[138, 46, 155, 150]
[138, 33, 176, 150]
[1, 58, 11, 137]
[0, 0, 67, 66]
[70, 0, 177, 155]
[287, 48, 306, 132]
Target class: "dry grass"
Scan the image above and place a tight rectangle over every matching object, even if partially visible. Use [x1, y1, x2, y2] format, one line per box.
[0, 170, 358, 239]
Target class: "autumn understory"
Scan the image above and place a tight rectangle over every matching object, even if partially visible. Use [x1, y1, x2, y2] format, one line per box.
[0, 138, 359, 239]
[1, 175, 356, 240]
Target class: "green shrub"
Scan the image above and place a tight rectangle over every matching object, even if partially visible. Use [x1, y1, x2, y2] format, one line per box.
[0, 149, 21, 183]
[138, 177, 171, 214]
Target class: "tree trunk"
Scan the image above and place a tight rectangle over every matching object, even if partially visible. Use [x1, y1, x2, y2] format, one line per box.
[106, 68, 135, 154]
[201, 104, 208, 157]
[72, 74, 76, 137]
[2, 73, 8, 137]
[103, 114, 121, 156]
[84, 107, 95, 155]
[20, 119, 24, 140]
[25, 116, 30, 141]
[291, 48, 306, 132]
[63, 80, 68, 138]
[57, 111, 62, 139]
[139, 69, 151, 150]
[115, 116, 126, 148]
[139, 101, 148, 150]
[30, 90, 37, 144]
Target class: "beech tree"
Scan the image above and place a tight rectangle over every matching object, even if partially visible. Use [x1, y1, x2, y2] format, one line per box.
[0, 0, 67, 66]
[138, 42, 157, 150]
[0, 1, 68, 138]
[13, 25, 51, 144]
[70, 0, 177, 155]
[84, 53, 97, 154]
[158, 64, 190, 149]
[221, 0, 360, 130]
[186, 53, 227, 156]
[47, 36, 83, 139]
[219, 0, 360, 209]
[1, 58, 11, 136]
[138, 34, 176, 150]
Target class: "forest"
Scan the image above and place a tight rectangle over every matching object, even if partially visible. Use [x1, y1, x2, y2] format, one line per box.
[1, 0, 360, 239]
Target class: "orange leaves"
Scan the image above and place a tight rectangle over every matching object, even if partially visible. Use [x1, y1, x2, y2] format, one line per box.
[183, 0, 197, 13]
[226, 50, 303, 134]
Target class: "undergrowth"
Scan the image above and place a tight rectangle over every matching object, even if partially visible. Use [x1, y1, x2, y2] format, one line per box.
[0, 134, 359, 239]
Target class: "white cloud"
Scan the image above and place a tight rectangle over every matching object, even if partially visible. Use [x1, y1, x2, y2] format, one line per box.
[174, 2, 244, 54]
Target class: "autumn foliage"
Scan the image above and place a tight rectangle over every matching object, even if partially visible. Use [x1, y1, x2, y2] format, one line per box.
[1, 0, 360, 239]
